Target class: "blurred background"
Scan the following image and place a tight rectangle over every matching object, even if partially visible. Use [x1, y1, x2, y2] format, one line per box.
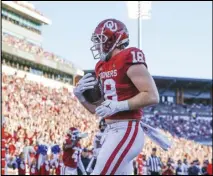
[1, 1, 212, 175]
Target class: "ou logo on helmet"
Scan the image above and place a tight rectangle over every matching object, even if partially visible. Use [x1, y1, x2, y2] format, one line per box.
[104, 21, 118, 32]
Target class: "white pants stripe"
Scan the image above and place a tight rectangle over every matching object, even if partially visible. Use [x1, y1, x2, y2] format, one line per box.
[92, 121, 144, 175]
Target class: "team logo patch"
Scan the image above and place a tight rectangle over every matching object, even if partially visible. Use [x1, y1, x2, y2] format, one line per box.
[104, 21, 118, 32]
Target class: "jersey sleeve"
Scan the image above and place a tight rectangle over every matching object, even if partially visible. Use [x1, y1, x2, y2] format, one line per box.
[124, 47, 147, 71]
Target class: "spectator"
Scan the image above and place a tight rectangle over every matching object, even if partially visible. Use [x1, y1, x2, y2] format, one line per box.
[162, 160, 175, 175]
[176, 160, 184, 175]
[141, 154, 148, 175]
[182, 158, 189, 175]
[201, 160, 209, 175]
[188, 160, 200, 175]
[136, 153, 143, 175]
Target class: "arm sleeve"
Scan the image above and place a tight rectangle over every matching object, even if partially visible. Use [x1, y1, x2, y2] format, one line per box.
[124, 48, 147, 72]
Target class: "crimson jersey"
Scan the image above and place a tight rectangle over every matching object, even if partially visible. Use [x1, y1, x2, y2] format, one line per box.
[62, 138, 81, 168]
[95, 47, 147, 120]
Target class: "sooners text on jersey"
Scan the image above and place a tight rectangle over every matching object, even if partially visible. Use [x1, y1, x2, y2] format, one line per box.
[95, 47, 147, 120]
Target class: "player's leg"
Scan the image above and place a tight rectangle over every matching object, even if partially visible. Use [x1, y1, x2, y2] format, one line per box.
[92, 121, 132, 175]
[116, 160, 134, 175]
[92, 121, 144, 175]
[112, 126, 144, 175]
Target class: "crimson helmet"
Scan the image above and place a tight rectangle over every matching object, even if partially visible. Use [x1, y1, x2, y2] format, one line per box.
[67, 127, 80, 141]
[90, 19, 129, 61]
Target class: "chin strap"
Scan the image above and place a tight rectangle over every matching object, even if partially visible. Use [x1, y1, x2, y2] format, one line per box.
[100, 34, 122, 61]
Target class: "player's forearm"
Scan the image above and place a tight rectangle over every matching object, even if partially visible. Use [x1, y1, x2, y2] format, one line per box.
[127, 91, 159, 110]
[80, 97, 104, 114]
[80, 100, 97, 114]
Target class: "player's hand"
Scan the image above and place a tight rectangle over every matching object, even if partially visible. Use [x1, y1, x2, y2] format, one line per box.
[95, 100, 129, 118]
[73, 73, 98, 102]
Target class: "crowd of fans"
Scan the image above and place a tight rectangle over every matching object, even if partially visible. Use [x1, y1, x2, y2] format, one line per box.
[134, 150, 212, 175]
[2, 69, 212, 175]
[2, 72, 97, 149]
[2, 10, 42, 35]
[2, 32, 74, 68]
[2, 2, 212, 175]
[2, 59, 73, 85]
[144, 102, 212, 118]
[142, 113, 212, 141]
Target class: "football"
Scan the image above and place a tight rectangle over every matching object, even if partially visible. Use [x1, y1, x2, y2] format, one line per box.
[82, 73, 103, 105]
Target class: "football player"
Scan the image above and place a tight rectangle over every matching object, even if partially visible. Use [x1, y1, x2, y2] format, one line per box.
[74, 18, 159, 175]
[61, 127, 87, 175]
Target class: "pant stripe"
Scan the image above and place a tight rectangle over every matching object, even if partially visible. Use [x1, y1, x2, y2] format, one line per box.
[110, 121, 139, 175]
[100, 121, 133, 175]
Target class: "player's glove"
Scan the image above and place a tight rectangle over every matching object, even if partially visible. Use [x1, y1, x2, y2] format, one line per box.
[73, 73, 98, 102]
[95, 100, 129, 118]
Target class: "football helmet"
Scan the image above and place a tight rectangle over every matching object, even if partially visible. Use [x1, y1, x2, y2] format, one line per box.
[90, 19, 129, 61]
[67, 127, 80, 141]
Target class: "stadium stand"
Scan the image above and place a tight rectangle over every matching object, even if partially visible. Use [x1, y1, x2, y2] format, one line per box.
[1, 1, 212, 175]
[2, 66, 212, 174]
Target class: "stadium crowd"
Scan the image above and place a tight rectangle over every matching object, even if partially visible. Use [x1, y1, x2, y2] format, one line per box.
[143, 106, 212, 141]
[2, 70, 212, 175]
[2, 1, 212, 175]
[2, 32, 74, 67]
